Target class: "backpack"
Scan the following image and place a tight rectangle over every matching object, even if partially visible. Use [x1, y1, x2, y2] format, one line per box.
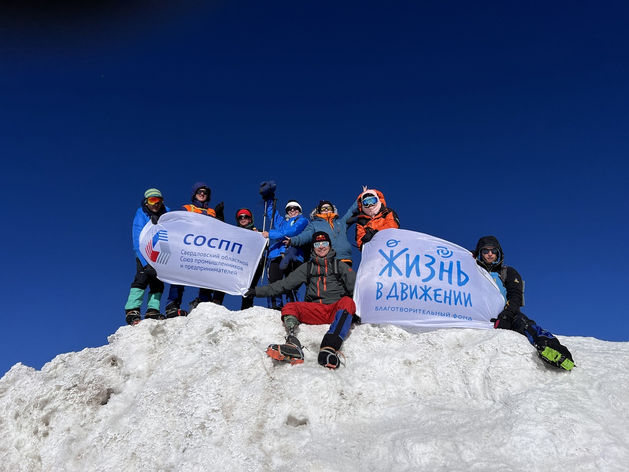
[304, 259, 350, 301]
[498, 265, 525, 307]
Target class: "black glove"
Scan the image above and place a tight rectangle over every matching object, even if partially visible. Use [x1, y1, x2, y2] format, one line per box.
[259, 181, 277, 199]
[214, 201, 225, 221]
[244, 288, 256, 299]
[143, 265, 157, 277]
[490, 309, 514, 330]
[361, 227, 377, 245]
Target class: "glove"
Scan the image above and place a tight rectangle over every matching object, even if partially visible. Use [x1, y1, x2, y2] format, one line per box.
[143, 265, 157, 277]
[490, 310, 514, 330]
[259, 181, 277, 199]
[243, 288, 256, 299]
[279, 246, 299, 270]
[214, 201, 225, 221]
[361, 227, 377, 245]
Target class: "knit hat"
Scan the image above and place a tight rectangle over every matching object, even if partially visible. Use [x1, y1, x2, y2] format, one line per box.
[285, 200, 302, 213]
[144, 188, 163, 199]
[312, 231, 332, 245]
[317, 200, 334, 213]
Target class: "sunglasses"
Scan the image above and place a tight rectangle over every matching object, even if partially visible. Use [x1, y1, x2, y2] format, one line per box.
[196, 189, 209, 196]
[481, 248, 499, 255]
[320, 205, 333, 212]
[286, 206, 301, 212]
[146, 197, 163, 205]
[313, 241, 330, 248]
[238, 214, 251, 220]
[362, 196, 378, 207]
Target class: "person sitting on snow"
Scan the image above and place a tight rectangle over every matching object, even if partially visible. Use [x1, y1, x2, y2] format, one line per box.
[244, 231, 358, 369]
[473, 235, 574, 371]
[354, 187, 400, 251]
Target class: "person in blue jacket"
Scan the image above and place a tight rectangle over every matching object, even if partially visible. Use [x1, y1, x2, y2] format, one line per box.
[123, 188, 170, 325]
[259, 181, 309, 310]
[286, 199, 358, 267]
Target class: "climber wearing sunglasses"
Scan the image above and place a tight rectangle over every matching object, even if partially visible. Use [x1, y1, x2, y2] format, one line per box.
[355, 187, 400, 251]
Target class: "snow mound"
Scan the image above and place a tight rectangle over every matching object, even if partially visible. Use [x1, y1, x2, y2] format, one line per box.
[1, 304, 628, 471]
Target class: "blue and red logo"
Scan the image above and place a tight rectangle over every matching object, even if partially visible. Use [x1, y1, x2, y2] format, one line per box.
[145, 229, 171, 264]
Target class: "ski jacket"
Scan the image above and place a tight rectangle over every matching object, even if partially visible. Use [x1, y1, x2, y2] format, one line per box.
[355, 189, 400, 250]
[473, 235, 524, 314]
[289, 200, 359, 262]
[265, 199, 308, 261]
[132, 199, 170, 266]
[255, 247, 355, 304]
[179, 182, 217, 218]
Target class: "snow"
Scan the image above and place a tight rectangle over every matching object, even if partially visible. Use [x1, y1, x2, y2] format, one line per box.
[1, 304, 628, 472]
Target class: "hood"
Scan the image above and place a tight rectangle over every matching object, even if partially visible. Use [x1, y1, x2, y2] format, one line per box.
[309, 203, 339, 221]
[190, 181, 211, 208]
[473, 235, 504, 268]
[358, 188, 386, 216]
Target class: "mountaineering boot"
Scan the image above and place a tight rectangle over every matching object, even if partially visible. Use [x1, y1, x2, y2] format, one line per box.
[165, 302, 188, 318]
[188, 298, 201, 311]
[144, 308, 165, 321]
[318, 333, 344, 369]
[125, 309, 142, 326]
[535, 336, 575, 371]
[266, 334, 305, 364]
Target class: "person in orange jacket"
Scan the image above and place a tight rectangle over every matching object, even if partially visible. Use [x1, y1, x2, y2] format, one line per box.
[355, 187, 400, 250]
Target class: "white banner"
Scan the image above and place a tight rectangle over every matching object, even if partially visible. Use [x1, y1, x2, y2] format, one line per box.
[355, 229, 505, 329]
[139, 212, 267, 296]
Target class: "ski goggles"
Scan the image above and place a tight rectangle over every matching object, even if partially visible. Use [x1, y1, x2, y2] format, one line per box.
[196, 189, 209, 196]
[237, 214, 251, 220]
[481, 248, 499, 255]
[286, 206, 301, 212]
[146, 197, 163, 205]
[313, 241, 330, 248]
[319, 205, 333, 212]
[362, 195, 378, 207]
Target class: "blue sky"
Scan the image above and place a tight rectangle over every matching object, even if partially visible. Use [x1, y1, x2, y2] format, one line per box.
[1, 1, 627, 376]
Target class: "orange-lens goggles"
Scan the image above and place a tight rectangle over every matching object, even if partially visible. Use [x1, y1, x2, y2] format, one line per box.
[147, 197, 163, 205]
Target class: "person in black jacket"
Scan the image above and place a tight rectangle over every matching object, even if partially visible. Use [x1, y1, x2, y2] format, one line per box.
[235, 208, 264, 310]
[473, 235, 574, 370]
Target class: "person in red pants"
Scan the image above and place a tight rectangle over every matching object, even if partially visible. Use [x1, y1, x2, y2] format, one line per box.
[244, 231, 357, 369]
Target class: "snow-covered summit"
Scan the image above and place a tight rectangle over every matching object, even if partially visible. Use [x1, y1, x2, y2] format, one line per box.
[1, 304, 628, 471]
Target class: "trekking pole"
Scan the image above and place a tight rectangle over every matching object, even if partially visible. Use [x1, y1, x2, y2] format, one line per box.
[261, 199, 270, 283]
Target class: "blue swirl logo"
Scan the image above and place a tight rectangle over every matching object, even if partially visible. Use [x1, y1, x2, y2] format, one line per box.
[386, 239, 401, 248]
[436, 246, 453, 258]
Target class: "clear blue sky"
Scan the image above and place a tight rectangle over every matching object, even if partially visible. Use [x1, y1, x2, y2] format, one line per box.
[1, 1, 627, 376]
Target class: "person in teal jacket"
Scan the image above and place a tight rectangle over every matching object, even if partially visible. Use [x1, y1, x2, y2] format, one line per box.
[124, 188, 170, 325]
[286, 199, 358, 266]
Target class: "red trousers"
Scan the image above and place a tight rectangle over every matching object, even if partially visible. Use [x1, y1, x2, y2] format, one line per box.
[281, 296, 356, 325]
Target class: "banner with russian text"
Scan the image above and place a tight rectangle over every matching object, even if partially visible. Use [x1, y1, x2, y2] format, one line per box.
[355, 229, 505, 329]
[139, 212, 267, 296]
